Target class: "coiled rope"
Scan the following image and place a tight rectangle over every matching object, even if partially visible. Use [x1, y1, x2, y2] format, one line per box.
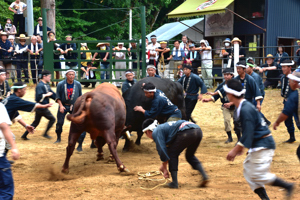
[138, 171, 170, 190]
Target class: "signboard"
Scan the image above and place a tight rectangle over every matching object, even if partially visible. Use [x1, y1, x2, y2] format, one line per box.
[205, 3, 234, 37]
[196, 0, 217, 11]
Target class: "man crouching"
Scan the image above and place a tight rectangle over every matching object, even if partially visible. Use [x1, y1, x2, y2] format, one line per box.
[225, 79, 294, 200]
[142, 119, 209, 188]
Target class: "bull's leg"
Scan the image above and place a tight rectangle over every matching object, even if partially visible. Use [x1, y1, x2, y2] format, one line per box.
[104, 131, 129, 172]
[95, 136, 106, 161]
[135, 130, 143, 145]
[62, 125, 82, 174]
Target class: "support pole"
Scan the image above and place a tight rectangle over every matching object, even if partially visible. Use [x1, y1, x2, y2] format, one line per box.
[42, 8, 51, 72]
[233, 43, 239, 76]
[26, 0, 34, 36]
[129, 8, 132, 69]
[140, 6, 146, 78]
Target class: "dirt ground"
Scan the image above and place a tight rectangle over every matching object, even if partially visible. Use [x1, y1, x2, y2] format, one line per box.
[8, 86, 300, 200]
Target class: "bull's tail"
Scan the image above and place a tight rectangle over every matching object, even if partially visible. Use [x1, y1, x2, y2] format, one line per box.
[67, 93, 94, 124]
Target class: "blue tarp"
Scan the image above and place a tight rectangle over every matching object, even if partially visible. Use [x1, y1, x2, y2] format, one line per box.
[146, 18, 204, 41]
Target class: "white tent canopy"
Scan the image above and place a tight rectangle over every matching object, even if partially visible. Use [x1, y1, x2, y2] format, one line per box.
[146, 18, 204, 43]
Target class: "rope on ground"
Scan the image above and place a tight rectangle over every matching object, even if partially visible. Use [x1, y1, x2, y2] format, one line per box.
[138, 171, 170, 190]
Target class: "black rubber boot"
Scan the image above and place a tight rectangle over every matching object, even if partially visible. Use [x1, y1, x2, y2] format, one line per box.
[254, 187, 270, 200]
[54, 133, 61, 144]
[21, 131, 30, 140]
[297, 145, 300, 161]
[284, 132, 296, 143]
[272, 178, 294, 199]
[225, 131, 233, 144]
[235, 131, 241, 141]
[168, 171, 178, 188]
[76, 134, 85, 152]
[43, 134, 52, 139]
[195, 163, 209, 187]
[90, 140, 97, 148]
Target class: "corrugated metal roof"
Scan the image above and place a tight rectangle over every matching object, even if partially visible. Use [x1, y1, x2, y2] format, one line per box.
[146, 18, 204, 41]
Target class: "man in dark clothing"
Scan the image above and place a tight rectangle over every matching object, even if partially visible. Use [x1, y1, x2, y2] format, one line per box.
[142, 119, 209, 188]
[57, 34, 78, 70]
[127, 42, 142, 70]
[178, 65, 207, 122]
[134, 82, 182, 121]
[121, 69, 136, 94]
[0, 69, 11, 102]
[21, 70, 56, 140]
[27, 36, 43, 84]
[0, 32, 13, 74]
[185, 43, 201, 74]
[14, 34, 29, 83]
[33, 17, 51, 40]
[92, 42, 110, 80]
[226, 79, 294, 200]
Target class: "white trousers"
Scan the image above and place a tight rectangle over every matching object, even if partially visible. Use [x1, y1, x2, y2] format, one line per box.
[115, 61, 126, 81]
[158, 63, 170, 78]
[243, 149, 277, 191]
[201, 62, 213, 88]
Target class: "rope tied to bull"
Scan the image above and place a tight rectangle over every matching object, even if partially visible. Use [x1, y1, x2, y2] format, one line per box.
[138, 171, 170, 190]
[158, 54, 166, 74]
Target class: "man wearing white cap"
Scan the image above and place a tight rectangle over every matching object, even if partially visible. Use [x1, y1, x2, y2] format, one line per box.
[33, 17, 51, 40]
[146, 65, 161, 78]
[55, 70, 82, 143]
[114, 42, 127, 86]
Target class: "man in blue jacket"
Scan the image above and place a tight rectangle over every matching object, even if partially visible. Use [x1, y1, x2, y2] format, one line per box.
[226, 79, 294, 200]
[134, 82, 181, 122]
[142, 119, 209, 188]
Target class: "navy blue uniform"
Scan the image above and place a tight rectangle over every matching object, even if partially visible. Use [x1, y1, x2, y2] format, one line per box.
[0, 81, 11, 102]
[147, 74, 161, 78]
[145, 89, 181, 120]
[121, 79, 136, 94]
[178, 73, 207, 121]
[234, 74, 262, 102]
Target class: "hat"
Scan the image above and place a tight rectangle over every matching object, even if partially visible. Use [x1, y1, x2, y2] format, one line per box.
[105, 36, 111, 41]
[297, 40, 300, 43]
[200, 39, 209, 47]
[17, 34, 29, 40]
[150, 35, 156, 39]
[281, 59, 295, 66]
[118, 42, 124, 46]
[96, 42, 109, 47]
[81, 43, 87, 46]
[0, 32, 8, 36]
[0, 69, 6, 75]
[11, 81, 27, 89]
[236, 61, 247, 68]
[147, 65, 156, 70]
[231, 37, 241, 44]
[37, 17, 42, 21]
[65, 34, 72, 38]
[160, 41, 167, 44]
[222, 68, 234, 74]
[183, 65, 192, 70]
[189, 43, 195, 48]
[266, 54, 274, 59]
[8, 35, 14, 40]
[223, 38, 231, 43]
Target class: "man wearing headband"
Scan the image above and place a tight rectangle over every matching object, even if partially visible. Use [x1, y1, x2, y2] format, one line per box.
[203, 68, 237, 143]
[134, 82, 181, 121]
[21, 70, 56, 140]
[156, 41, 171, 78]
[55, 69, 82, 143]
[142, 118, 209, 188]
[121, 69, 136, 94]
[278, 60, 299, 143]
[274, 72, 300, 157]
[225, 79, 294, 200]
[146, 65, 161, 78]
[178, 65, 207, 123]
[2, 81, 52, 135]
[148, 35, 160, 66]
[57, 34, 78, 70]
[0, 69, 11, 102]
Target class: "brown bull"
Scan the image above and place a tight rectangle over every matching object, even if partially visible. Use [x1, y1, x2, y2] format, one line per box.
[62, 83, 129, 173]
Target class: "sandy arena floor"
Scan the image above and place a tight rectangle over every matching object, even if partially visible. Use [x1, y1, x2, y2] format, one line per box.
[7, 86, 300, 200]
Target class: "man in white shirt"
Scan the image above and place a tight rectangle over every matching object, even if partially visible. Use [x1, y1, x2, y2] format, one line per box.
[179, 35, 189, 55]
[114, 43, 127, 87]
[0, 103, 20, 199]
[148, 35, 160, 66]
[199, 40, 213, 88]
[8, 0, 27, 35]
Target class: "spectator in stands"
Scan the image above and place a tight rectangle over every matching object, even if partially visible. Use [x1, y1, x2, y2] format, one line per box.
[145, 37, 150, 64]
[36, 34, 44, 77]
[33, 17, 51, 40]
[179, 35, 189, 56]
[256, 54, 281, 88]
[231, 37, 246, 58]
[92, 42, 110, 81]
[128, 42, 142, 70]
[8, 35, 16, 82]
[80, 43, 92, 77]
[275, 45, 289, 65]
[27, 36, 43, 84]
[114, 42, 127, 87]
[57, 34, 78, 70]
[9, 0, 27, 35]
[4, 19, 17, 39]
[199, 39, 213, 88]
[0, 24, 3, 32]
[296, 40, 300, 68]
[0, 32, 13, 78]
[81, 62, 96, 88]
[185, 43, 201, 75]
[220, 38, 233, 69]
[47, 31, 61, 85]
[15, 34, 29, 83]
[148, 35, 160, 66]
[156, 41, 171, 78]
[172, 40, 185, 80]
